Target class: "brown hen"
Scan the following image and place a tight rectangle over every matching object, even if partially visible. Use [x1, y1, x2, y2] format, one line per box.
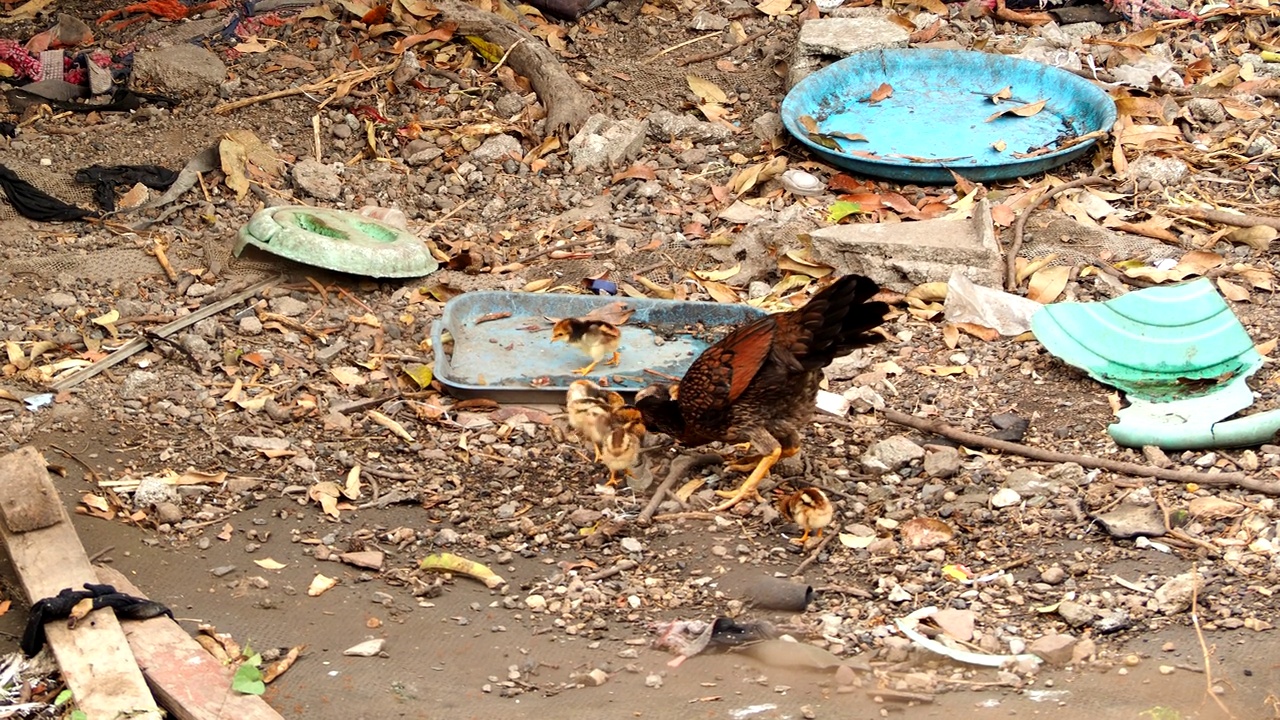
[635, 274, 888, 510]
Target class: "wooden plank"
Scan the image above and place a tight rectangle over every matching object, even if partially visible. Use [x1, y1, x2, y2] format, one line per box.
[0, 447, 162, 720]
[95, 566, 286, 720]
[0, 446, 61, 532]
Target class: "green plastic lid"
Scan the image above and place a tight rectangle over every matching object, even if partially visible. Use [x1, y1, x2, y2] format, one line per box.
[235, 206, 439, 278]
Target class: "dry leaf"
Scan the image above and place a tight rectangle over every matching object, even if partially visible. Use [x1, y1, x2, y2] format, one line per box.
[219, 137, 250, 199]
[1226, 225, 1276, 251]
[254, 558, 287, 570]
[308, 574, 338, 596]
[686, 74, 728, 104]
[676, 478, 705, 502]
[866, 83, 893, 104]
[343, 465, 362, 500]
[368, 409, 415, 442]
[1026, 265, 1071, 304]
[702, 280, 740, 303]
[1216, 278, 1250, 302]
[755, 0, 791, 16]
[309, 482, 342, 518]
[329, 366, 365, 388]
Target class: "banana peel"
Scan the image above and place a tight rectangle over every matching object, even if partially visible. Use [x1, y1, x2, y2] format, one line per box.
[420, 552, 506, 589]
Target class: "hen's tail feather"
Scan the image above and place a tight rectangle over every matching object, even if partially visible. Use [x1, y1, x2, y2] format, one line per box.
[800, 274, 889, 370]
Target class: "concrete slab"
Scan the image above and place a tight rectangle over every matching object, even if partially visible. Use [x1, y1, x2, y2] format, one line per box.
[803, 200, 1003, 291]
[787, 12, 911, 89]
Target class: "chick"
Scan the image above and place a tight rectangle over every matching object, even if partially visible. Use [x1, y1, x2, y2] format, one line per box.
[776, 487, 834, 544]
[552, 318, 622, 376]
[566, 380, 625, 460]
[600, 406, 645, 486]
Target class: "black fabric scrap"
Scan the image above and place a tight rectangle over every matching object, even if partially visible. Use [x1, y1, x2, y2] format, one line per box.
[4, 86, 179, 114]
[21, 582, 173, 657]
[0, 165, 96, 221]
[74, 164, 179, 212]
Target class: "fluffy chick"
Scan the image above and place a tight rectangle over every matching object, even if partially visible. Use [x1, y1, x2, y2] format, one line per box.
[566, 380, 625, 460]
[552, 318, 622, 376]
[776, 487, 834, 544]
[600, 406, 645, 486]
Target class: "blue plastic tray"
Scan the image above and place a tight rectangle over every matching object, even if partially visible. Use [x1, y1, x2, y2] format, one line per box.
[431, 292, 767, 401]
[782, 49, 1117, 183]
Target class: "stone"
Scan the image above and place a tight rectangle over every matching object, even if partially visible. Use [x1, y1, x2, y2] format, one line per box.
[568, 507, 603, 527]
[689, 10, 728, 30]
[1056, 600, 1098, 627]
[1040, 566, 1066, 585]
[646, 110, 734, 144]
[269, 296, 309, 318]
[292, 158, 343, 200]
[1188, 496, 1244, 520]
[842, 385, 885, 413]
[339, 551, 385, 570]
[343, 638, 385, 657]
[568, 114, 649, 170]
[1094, 491, 1167, 538]
[922, 446, 960, 478]
[932, 609, 975, 641]
[471, 134, 523, 165]
[407, 147, 444, 166]
[121, 370, 160, 400]
[1187, 98, 1226, 124]
[751, 112, 785, 144]
[1126, 154, 1189, 187]
[1004, 468, 1060, 497]
[787, 12, 911, 88]
[1154, 572, 1204, 614]
[154, 501, 184, 525]
[239, 316, 263, 335]
[584, 668, 610, 686]
[807, 201, 1003, 292]
[45, 291, 76, 308]
[1028, 633, 1077, 666]
[860, 435, 924, 474]
[132, 45, 226, 96]
[990, 488, 1022, 508]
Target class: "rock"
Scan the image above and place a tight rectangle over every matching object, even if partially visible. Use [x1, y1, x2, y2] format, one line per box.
[787, 12, 911, 88]
[646, 110, 733, 144]
[233, 436, 291, 452]
[339, 551, 385, 570]
[210, 565, 237, 577]
[134, 478, 179, 509]
[292, 158, 343, 200]
[1071, 637, 1097, 664]
[1040, 565, 1067, 585]
[1028, 633, 1077, 666]
[568, 114, 649, 170]
[645, 673, 663, 688]
[932, 609, 975, 641]
[1188, 496, 1244, 520]
[185, 282, 215, 298]
[860, 435, 924, 474]
[1154, 572, 1205, 614]
[1187, 98, 1226, 124]
[269, 296, 309, 318]
[239, 316, 263, 335]
[808, 201, 1003, 292]
[435, 527, 461, 545]
[922, 446, 960, 478]
[343, 638, 385, 657]
[227, 477, 259, 494]
[1127, 154, 1189, 187]
[1093, 489, 1166, 538]
[1004, 468, 1059, 496]
[525, 594, 547, 610]
[1056, 600, 1098, 628]
[584, 668, 609, 686]
[689, 10, 728, 29]
[132, 45, 226, 96]
[407, 147, 444, 166]
[471, 134, 523, 165]
[121, 370, 160, 400]
[569, 507, 603, 527]
[990, 488, 1021, 508]
[751, 112, 785, 144]
[620, 537, 644, 553]
[154, 501, 184, 525]
[45, 291, 77, 308]
[842, 385, 885, 413]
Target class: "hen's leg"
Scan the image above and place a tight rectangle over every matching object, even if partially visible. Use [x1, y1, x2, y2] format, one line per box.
[573, 360, 601, 375]
[605, 468, 619, 486]
[712, 446, 780, 511]
[606, 351, 621, 366]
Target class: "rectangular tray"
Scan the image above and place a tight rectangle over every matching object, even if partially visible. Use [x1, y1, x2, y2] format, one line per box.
[431, 291, 768, 403]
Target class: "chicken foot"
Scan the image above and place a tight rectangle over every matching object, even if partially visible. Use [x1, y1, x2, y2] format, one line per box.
[712, 446, 781, 511]
[574, 351, 621, 376]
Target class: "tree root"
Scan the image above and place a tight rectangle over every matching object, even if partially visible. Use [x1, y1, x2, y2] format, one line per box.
[637, 452, 723, 525]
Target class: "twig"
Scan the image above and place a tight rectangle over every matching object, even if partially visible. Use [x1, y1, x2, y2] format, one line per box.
[1006, 175, 1109, 291]
[793, 530, 837, 576]
[645, 31, 720, 63]
[814, 583, 873, 599]
[213, 62, 399, 114]
[881, 409, 1279, 494]
[651, 511, 719, 521]
[88, 546, 115, 564]
[582, 559, 637, 582]
[52, 276, 281, 391]
[48, 443, 105, 483]
[643, 368, 682, 382]
[417, 197, 475, 235]
[1191, 567, 1237, 718]
[676, 26, 776, 67]
[638, 453, 723, 524]
[1162, 205, 1280, 232]
[517, 236, 606, 264]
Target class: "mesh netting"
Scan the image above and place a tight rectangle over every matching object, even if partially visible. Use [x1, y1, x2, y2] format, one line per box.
[1019, 212, 1183, 266]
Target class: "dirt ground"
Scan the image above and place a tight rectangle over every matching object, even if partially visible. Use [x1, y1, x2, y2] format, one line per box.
[2, 0, 1280, 718]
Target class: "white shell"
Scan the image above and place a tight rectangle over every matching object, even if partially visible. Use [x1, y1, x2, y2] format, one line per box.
[779, 169, 825, 197]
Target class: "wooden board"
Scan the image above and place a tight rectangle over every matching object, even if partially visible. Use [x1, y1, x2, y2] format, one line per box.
[95, 566, 286, 720]
[0, 446, 162, 720]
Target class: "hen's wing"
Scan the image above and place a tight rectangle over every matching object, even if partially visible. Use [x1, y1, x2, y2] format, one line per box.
[676, 316, 777, 427]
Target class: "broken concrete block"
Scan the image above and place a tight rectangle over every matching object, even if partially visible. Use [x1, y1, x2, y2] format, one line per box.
[788, 11, 911, 89]
[568, 114, 649, 171]
[805, 200, 1002, 292]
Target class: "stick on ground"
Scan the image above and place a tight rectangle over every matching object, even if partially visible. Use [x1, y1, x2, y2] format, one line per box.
[882, 409, 1280, 495]
[638, 453, 723, 525]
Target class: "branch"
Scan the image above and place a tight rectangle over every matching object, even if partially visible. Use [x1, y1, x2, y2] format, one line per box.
[881, 409, 1280, 495]
[1006, 175, 1109, 291]
[1163, 205, 1280, 232]
[637, 453, 723, 525]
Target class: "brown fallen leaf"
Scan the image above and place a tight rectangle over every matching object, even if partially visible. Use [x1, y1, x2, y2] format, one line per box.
[1026, 265, 1071, 304]
[1216, 278, 1250, 302]
[262, 645, 305, 684]
[866, 83, 893, 104]
[985, 99, 1047, 122]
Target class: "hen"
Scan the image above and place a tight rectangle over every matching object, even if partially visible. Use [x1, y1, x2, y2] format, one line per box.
[635, 274, 889, 510]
